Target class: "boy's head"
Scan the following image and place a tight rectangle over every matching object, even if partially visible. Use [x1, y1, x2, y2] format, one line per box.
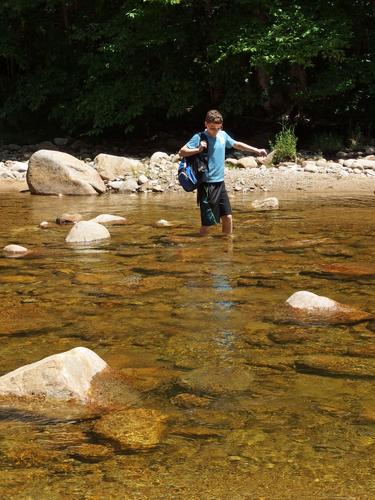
[205, 109, 223, 137]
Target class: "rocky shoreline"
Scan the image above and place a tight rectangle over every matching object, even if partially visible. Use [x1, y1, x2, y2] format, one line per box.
[0, 140, 375, 196]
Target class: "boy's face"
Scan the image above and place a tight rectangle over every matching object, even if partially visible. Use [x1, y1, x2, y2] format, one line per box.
[205, 121, 222, 137]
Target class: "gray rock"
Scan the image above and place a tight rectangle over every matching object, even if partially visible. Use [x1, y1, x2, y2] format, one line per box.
[137, 174, 149, 185]
[236, 156, 258, 169]
[94, 153, 142, 181]
[150, 151, 169, 165]
[27, 150, 106, 195]
[117, 178, 139, 193]
[304, 163, 318, 173]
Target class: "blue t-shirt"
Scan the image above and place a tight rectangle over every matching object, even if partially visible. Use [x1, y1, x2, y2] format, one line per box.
[186, 130, 235, 182]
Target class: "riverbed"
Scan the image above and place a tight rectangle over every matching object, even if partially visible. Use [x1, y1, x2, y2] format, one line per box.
[0, 191, 375, 498]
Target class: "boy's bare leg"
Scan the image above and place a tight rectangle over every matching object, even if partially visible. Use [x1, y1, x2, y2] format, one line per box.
[221, 214, 233, 235]
[200, 225, 210, 236]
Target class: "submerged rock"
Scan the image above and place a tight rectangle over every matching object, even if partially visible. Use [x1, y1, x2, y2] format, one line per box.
[273, 291, 373, 326]
[93, 408, 167, 450]
[171, 393, 212, 408]
[301, 263, 375, 281]
[179, 366, 254, 395]
[295, 355, 375, 379]
[27, 150, 106, 195]
[0, 347, 108, 402]
[251, 197, 279, 210]
[65, 220, 110, 243]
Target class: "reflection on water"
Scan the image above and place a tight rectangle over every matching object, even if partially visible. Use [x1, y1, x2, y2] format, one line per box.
[0, 191, 375, 498]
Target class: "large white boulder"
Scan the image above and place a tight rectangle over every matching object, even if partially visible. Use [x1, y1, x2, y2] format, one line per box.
[0, 347, 108, 402]
[65, 221, 110, 243]
[27, 150, 106, 195]
[94, 153, 142, 180]
[286, 291, 338, 311]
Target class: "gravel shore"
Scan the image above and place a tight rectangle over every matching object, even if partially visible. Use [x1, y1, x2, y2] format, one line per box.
[1, 150, 375, 197]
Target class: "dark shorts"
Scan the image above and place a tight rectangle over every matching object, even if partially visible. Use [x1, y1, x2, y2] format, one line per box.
[198, 181, 232, 227]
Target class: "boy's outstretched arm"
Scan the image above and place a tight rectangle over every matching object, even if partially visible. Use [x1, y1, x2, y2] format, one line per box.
[233, 141, 267, 156]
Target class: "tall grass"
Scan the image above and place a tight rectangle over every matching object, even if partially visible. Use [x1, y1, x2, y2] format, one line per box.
[270, 121, 298, 164]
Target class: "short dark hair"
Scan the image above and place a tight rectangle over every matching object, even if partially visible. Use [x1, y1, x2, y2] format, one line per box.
[205, 109, 223, 124]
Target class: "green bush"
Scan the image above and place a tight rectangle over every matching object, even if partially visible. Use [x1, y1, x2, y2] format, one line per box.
[309, 132, 344, 153]
[270, 122, 298, 164]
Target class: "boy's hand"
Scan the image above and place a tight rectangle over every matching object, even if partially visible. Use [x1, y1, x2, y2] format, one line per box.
[199, 141, 207, 152]
[257, 148, 267, 156]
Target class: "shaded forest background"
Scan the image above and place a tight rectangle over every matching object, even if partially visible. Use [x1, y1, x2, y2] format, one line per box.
[0, 0, 374, 149]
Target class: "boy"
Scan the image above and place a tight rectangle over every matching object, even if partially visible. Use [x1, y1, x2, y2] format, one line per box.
[179, 109, 267, 235]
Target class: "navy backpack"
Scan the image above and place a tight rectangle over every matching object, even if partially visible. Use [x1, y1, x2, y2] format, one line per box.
[178, 132, 208, 192]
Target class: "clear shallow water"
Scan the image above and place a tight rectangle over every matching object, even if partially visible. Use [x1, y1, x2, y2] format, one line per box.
[0, 191, 375, 498]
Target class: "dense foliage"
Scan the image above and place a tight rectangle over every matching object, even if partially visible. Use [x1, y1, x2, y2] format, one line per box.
[0, 0, 374, 143]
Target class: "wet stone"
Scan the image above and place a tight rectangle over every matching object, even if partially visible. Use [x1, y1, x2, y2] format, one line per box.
[178, 366, 254, 395]
[171, 393, 213, 409]
[268, 330, 312, 344]
[346, 345, 375, 358]
[68, 443, 112, 462]
[355, 407, 375, 424]
[273, 302, 373, 326]
[171, 426, 225, 439]
[295, 355, 375, 379]
[93, 408, 168, 451]
[301, 263, 375, 281]
[56, 213, 83, 224]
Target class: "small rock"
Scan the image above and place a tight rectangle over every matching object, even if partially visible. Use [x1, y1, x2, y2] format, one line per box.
[275, 290, 373, 325]
[150, 151, 169, 165]
[88, 214, 127, 225]
[155, 219, 172, 227]
[137, 174, 149, 185]
[117, 178, 139, 193]
[56, 213, 83, 225]
[3, 244, 28, 255]
[39, 221, 49, 229]
[286, 291, 338, 310]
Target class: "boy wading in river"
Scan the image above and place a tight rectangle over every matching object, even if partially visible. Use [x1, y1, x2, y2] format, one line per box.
[179, 110, 267, 235]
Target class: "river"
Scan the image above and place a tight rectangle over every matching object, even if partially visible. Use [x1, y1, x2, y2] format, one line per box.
[0, 191, 375, 498]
